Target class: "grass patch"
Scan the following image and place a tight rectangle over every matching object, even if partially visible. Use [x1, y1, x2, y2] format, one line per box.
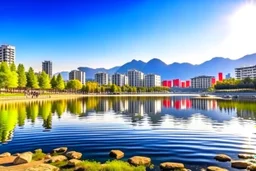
[76, 160, 146, 171]
[32, 150, 46, 161]
[0, 93, 24, 97]
[51, 160, 69, 168]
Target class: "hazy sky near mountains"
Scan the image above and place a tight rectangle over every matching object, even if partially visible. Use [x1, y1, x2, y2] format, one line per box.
[1, 0, 256, 73]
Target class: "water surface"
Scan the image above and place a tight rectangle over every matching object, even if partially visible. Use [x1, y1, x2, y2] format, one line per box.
[0, 96, 256, 170]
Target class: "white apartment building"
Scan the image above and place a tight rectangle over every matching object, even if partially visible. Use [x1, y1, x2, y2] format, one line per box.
[95, 72, 109, 85]
[112, 73, 128, 86]
[69, 70, 86, 84]
[145, 74, 161, 87]
[235, 65, 256, 80]
[42, 60, 53, 78]
[0, 45, 15, 64]
[191, 76, 214, 89]
[127, 69, 144, 87]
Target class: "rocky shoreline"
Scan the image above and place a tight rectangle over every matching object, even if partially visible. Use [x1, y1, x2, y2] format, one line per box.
[0, 147, 256, 171]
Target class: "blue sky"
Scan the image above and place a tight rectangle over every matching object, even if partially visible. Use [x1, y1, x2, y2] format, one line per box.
[1, 0, 256, 73]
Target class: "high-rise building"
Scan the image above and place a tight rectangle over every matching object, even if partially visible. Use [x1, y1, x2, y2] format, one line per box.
[127, 69, 144, 87]
[69, 70, 86, 84]
[191, 76, 214, 89]
[42, 60, 53, 78]
[0, 45, 15, 64]
[112, 73, 128, 86]
[145, 74, 161, 87]
[181, 82, 185, 88]
[225, 73, 231, 79]
[218, 72, 223, 82]
[235, 65, 256, 80]
[173, 79, 180, 87]
[95, 72, 109, 85]
[185, 80, 191, 88]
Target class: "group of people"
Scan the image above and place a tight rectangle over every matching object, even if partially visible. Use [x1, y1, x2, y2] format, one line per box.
[24, 90, 40, 98]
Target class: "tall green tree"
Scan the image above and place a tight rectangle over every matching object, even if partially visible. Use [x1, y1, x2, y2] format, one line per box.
[0, 62, 18, 89]
[38, 71, 51, 89]
[67, 80, 82, 91]
[50, 75, 57, 89]
[0, 62, 8, 88]
[26, 67, 39, 88]
[10, 63, 16, 72]
[56, 74, 65, 90]
[17, 64, 27, 88]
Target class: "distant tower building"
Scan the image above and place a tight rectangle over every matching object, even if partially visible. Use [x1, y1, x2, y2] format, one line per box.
[127, 69, 144, 87]
[235, 65, 256, 79]
[173, 79, 180, 87]
[211, 77, 216, 85]
[69, 70, 86, 84]
[181, 82, 185, 88]
[145, 74, 161, 87]
[225, 73, 231, 79]
[112, 73, 128, 86]
[185, 80, 191, 88]
[42, 60, 53, 78]
[0, 45, 15, 64]
[95, 72, 109, 85]
[191, 76, 214, 89]
[218, 72, 223, 82]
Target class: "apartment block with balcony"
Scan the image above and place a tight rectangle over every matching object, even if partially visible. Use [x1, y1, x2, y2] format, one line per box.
[145, 74, 161, 87]
[69, 70, 86, 84]
[0, 45, 15, 64]
[235, 65, 256, 80]
[42, 60, 53, 78]
[95, 72, 109, 85]
[112, 73, 128, 86]
[127, 69, 144, 87]
[191, 76, 214, 89]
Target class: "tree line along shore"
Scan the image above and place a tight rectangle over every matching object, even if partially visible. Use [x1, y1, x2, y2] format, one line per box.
[0, 62, 169, 95]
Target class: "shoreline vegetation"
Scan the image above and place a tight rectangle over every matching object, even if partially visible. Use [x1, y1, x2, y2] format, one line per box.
[0, 147, 256, 171]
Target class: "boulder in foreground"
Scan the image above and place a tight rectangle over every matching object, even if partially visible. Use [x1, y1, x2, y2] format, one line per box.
[25, 164, 59, 171]
[109, 150, 124, 159]
[207, 166, 228, 171]
[247, 164, 256, 171]
[0, 152, 11, 158]
[13, 152, 33, 165]
[52, 147, 68, 154]
[160, 162, 185, 170]
[128, 156, 151, 166]
[68, 159, 82, 166]
[66, 151, 82, 159]
[214, 154, 231, 162]
[231, 160, 252, 169]
[49, 155, 67, 163]
[238, 154, 254, 159]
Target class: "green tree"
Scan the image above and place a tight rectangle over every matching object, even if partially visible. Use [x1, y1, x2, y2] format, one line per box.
[17, 64, 27, 88]
[50, 75, 57, 89]
[56, 74, 65, 90]
[0, 62, 18, 89]
[10, 63, 16, 72]
[38, 71, 51, 89]
[26, 67, 39, 88]
[110, 84, 118, 93]
[67, 80, 82, 91]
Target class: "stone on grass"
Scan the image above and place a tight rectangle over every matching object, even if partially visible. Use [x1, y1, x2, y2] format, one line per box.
[52, 147, 68, 154]
[214, 154, 231, 162]
[109, 150, 124, 159]
[206, 166, 228, 171]
[160, 162, 185, 170]
[238, 154, 254, 159]
[25, 164, 59, 171]
[0, 152, 11, 158]
[128, 156, 151, 166]
[68, 159, 82, 166]
[49, 155, 67, 163]
[66, 151, 82, 159]
[231, 160, 252, 169]
[13, 152, 33, 164]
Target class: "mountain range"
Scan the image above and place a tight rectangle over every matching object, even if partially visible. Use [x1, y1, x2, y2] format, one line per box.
[73, 53, 256, 80]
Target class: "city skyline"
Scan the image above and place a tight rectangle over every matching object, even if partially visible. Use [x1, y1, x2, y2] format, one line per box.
[1, 0, 256, 73]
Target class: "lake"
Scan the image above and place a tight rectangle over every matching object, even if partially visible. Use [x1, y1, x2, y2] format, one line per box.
[0, 96, 256, 170]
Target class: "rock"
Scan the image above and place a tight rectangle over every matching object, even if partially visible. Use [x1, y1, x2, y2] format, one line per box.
[25, 164, 59, 171]
[238, 153, 254, 159]
[214, 154, 231, 162]
[44, 154, 52, 160]
[160, 162, 185, 170]
[0, 152, 11, 158]
[128, 156, 151, 166]
[13, 153, 20, 156]
[248, 164, 256, 171]
[231, 160, 252, 169]
[52, 147, 68, 154]
[68, 159, 82, 166]
[206, 166, 228, 171]
[66, 151, 82, 159]
[34, 149, 43, 153]
[109, 150, 124, 159]
[13, 152, 33, 165]
[49, 155, 67, 163]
